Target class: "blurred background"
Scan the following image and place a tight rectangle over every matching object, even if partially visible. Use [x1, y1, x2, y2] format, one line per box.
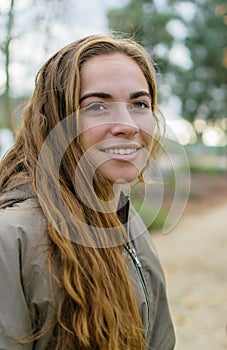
[0, 0, 226, 348]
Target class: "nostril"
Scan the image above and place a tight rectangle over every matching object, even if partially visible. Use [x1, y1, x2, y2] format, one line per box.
[110, 123, 139, 136]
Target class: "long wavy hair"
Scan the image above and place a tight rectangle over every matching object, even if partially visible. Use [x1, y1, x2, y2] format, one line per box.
[0, 35, 163, 350]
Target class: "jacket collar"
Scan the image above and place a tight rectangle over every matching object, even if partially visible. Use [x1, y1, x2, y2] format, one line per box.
[117, 191, 130, 226]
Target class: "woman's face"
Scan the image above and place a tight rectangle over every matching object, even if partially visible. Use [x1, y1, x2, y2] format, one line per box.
[79, 53, 154, 184]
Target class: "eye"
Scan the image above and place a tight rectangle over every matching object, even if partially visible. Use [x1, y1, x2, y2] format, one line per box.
[85, 102, 106, 112]
[131, 101, 150, 109]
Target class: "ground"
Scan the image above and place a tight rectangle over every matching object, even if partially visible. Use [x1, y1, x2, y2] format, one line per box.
[151, 172, 227, 350]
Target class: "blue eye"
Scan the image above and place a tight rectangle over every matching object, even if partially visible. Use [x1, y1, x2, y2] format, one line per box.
[86, 103, 106, 112]
[79, 102, 110, 118]
[132, 101, 150, 109]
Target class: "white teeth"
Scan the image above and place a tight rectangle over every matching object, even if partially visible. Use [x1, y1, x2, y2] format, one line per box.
[103, 148, 137, 155]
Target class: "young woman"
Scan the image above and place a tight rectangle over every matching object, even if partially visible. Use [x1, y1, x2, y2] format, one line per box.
[0, 35, 175, 350]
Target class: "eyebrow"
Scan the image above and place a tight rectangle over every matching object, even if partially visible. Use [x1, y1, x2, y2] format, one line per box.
[130, 91, 151, 99]
[79, 91, 151, 103]
[79, 92, 111, 103]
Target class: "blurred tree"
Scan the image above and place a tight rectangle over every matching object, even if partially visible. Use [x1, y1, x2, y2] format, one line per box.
[171, 0, 227, 123]
[0, 0, 14, 130]
[108, 0, 175, 72]
[0, 0, 65, 131]
[108, 0, 227, 124]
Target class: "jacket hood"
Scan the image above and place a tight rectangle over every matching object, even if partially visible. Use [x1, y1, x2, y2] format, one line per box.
[0, 183, 34, 209]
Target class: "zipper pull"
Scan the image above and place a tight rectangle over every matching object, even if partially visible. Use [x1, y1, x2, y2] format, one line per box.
[130, 247, 142, 268]
[125, 243, 142, 268]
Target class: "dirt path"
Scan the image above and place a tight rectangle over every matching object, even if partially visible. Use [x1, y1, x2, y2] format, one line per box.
[152, 202, 227, 349]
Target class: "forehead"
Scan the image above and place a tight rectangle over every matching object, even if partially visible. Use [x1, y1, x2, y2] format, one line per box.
[80, 53, 149, 94]
[80, 53, 143, 74]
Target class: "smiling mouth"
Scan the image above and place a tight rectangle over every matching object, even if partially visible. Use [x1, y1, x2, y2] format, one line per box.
[100, 148, 139, 155]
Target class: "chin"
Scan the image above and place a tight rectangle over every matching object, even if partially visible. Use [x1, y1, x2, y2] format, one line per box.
[112, 177, 135, 184]
[102, 171, 140, 184]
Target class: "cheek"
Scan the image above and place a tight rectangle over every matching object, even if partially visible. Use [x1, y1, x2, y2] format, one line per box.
[79, 125, 106, 152]
[139, 119, 154, 149]
[80, 130, 94, 152]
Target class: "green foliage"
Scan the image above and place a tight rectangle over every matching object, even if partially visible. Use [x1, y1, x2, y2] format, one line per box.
[108, 0, 175, 71]
[173, 1, 227, 123]
[189, 163, 219, 175]
[108, 0, 227, 123]
[132, 199, 168, 231]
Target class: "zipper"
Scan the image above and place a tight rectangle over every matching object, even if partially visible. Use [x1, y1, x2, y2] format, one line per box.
[116, 193, 151, 332]
[124, 242, 151, 333]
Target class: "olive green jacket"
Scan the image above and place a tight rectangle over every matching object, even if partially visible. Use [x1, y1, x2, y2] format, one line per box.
[0, 185, 175, 349]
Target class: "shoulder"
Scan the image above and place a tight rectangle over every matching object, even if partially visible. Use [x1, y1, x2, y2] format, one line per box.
[129, 205, 165, 282]
[0, 197, 47, 253]
[0, 196, 50, 298]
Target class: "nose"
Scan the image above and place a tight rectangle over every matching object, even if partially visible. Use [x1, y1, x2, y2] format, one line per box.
[110, 104, 139, 137]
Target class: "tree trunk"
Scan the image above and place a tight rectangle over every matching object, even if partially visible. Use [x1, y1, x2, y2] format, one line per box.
[3, 0, 15, 132]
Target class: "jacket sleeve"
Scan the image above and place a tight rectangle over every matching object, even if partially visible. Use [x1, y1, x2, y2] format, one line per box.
[0, 218, 33, 350]
[0, 203, 58, 350]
